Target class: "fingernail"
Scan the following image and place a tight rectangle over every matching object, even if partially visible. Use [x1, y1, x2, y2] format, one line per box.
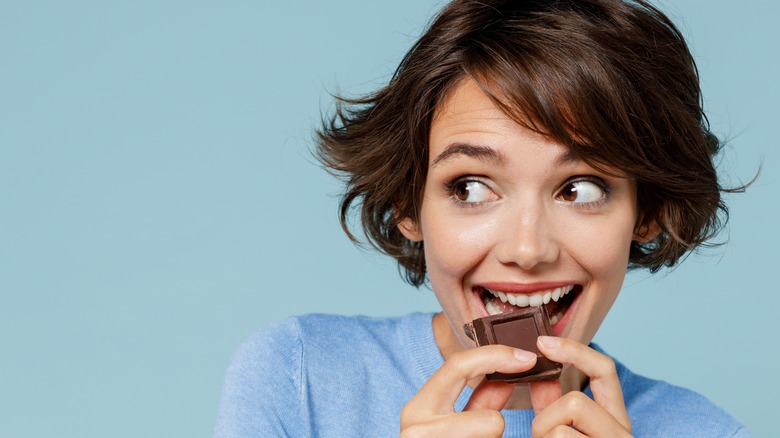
[513, 349, 537, 363]
[538, 336, 561, 349]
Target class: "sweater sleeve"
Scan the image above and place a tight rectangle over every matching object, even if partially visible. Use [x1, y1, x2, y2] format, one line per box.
[213, 318, 307, 438]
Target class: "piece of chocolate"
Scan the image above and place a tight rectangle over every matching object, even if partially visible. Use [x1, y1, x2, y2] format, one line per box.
[464, 306, 562, 383]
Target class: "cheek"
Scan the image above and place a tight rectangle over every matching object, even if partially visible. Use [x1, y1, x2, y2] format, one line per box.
[564, 217, 635, 342]
[422, 213, 499, 282]
[565, 216, 635, 282]
[587, 233, 633, 275]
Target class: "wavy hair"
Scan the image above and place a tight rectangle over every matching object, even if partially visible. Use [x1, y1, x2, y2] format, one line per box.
[317, 0, 731, 286]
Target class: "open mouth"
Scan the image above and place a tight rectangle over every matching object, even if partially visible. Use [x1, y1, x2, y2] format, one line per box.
[479, 285, 582, 325]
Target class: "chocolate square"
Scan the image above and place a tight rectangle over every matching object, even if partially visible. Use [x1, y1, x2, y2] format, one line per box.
[463, 306, 562, 383]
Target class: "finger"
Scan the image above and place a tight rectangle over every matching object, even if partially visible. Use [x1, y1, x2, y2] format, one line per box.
[536, 337, 630, 431]
[464, 379, 515, 412]
[405, 345, 536, 418]
[532, 391, 631, 437]
[401, 410, 506, 438]
[541, 424, 587, 438]
[529, 380, 563, 414]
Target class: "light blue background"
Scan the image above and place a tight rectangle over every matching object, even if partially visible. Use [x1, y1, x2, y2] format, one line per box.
[1, 1, 776, 436]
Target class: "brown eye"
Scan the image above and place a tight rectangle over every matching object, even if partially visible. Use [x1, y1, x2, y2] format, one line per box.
[560, 184, 578, 202]
[557, 180, 605, 204]
[450, 180, 497, 204]
[455, 181, 470, 201]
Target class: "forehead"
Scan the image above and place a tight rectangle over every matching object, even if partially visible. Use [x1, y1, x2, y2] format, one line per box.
[433, 79, 510, 127]
[427, 78, 632, 180]
[431, 76, 571, 146]
[430, 78, 567, 156]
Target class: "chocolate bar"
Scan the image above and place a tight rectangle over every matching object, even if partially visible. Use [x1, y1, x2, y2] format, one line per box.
[463, 306, 562, 383]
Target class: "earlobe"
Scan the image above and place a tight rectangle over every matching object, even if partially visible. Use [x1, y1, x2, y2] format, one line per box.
[398, 217, 423, 242]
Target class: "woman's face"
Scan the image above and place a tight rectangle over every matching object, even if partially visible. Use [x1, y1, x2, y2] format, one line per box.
[400, 79, 642, 349]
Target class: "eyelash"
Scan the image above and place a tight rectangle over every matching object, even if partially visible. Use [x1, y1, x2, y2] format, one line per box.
[559, 176, 612, 208]
[444, 176, 494, 207]
[443, 175, 612, 208]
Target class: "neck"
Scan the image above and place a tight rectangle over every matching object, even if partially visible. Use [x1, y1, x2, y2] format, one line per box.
[432, 312, 587, 410]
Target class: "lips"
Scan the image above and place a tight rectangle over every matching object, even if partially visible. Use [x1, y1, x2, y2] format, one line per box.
[478, 284, 582, 325]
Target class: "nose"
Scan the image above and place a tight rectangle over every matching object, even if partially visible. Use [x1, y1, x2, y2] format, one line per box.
[494, 205, 560, 270]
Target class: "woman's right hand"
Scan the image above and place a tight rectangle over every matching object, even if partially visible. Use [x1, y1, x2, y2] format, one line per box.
[400, 345, 538, 437]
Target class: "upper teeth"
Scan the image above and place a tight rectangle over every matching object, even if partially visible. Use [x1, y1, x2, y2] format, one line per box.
[485, 285, 574, 308]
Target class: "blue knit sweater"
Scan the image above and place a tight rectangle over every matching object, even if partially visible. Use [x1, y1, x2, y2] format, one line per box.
[214, 313, 747, 437]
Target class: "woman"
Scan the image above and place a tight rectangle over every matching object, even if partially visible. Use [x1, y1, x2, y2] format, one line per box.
[215, 0, 747, 436]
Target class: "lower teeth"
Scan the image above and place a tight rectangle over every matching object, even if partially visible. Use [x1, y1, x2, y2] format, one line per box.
[485, 299, 502, 315]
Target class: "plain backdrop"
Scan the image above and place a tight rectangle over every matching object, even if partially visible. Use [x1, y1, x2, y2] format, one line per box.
[1, 1, 776, 436]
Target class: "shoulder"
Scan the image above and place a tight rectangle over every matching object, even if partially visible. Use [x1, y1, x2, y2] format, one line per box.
[222, 311, 431, 377]
[292, 312, 409, 341]
[226, 313, 414, 363]
[215, 313, 435, 437]
[284, 313, 435, 381]
[606, 353, 748, 437]
[214, 317, 307, 437]
[292, 312, 423, 352]
[220, 313, 411, 387]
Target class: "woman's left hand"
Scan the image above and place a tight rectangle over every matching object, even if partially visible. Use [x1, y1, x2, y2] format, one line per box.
[529, 336, 632, 437]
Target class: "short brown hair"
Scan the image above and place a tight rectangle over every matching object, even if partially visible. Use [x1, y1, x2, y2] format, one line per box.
[316, 0, 729, 287]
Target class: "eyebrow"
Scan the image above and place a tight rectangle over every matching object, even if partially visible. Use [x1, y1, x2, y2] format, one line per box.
[431, 143, 505, 167]
[554, 149, 580, 166]
[430, 142, 582, 168]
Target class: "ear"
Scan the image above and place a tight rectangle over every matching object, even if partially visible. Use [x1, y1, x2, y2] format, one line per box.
[398, 217, 423, 242]
[633, 219, 661, 243]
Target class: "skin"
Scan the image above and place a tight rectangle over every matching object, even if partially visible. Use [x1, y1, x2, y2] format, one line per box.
[398, 79, 653, 436]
